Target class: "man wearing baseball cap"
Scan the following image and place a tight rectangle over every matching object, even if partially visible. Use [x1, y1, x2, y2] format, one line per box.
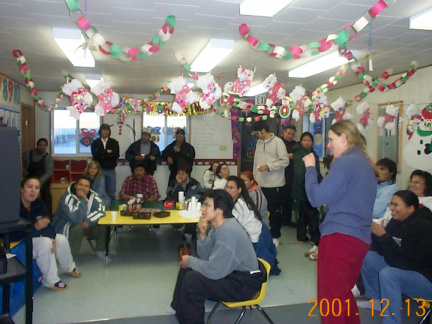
[125, 127, 161, 175]
[91, 124, 120, 204]
[162, 128, 195, 188]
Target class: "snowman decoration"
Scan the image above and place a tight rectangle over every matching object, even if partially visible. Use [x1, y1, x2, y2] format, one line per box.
[403, 104, 432, 170]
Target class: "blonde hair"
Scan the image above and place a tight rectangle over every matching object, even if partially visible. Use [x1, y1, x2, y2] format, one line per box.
[330, 120, 369, 159]
[83, 161, 103, 178]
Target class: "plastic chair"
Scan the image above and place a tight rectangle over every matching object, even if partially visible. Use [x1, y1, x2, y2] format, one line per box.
[206, 258, 274, 324]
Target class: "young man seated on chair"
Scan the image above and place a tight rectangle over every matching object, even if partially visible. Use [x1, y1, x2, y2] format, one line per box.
[53, 176, 106, 261]
[168, 189, 266, 324]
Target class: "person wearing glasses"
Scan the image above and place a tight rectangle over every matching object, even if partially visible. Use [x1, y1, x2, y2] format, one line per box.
[162, 128, 195, 188]
[167, 190, 266, 324]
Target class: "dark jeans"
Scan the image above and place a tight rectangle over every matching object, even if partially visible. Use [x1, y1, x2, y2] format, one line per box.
[261, 186, 283, 238]
[171, 267, 264, 324]
[297, 200, 320, 245]
[280, 180, 293, 224]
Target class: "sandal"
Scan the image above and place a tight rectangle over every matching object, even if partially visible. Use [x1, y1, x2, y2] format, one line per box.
[67, 267, 82, 278]
[304, 245, 318, 257]
[47, 281, 68, 291]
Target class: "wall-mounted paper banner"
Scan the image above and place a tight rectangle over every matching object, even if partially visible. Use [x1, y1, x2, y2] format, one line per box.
[238, 0, 393, 61]
[12, 50, 64, 111]
[64, 0, 176, 62]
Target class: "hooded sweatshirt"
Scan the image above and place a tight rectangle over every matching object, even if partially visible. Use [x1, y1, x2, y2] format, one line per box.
[253, 133, 289, 188]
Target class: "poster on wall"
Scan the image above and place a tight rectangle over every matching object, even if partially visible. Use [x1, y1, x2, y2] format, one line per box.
[0, 105, 21, 131]
[0, 75, 20, 108]
[191, 113, 233, 159]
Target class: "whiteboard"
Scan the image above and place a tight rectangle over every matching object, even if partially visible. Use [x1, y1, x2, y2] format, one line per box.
[190, 113, 233, 159]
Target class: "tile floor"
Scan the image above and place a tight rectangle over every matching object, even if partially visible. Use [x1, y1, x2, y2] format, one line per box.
[12, 225, 318, 324]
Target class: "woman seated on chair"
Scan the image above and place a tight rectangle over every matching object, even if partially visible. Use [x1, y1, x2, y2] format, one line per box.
[226, 176, 279, 274]
[83, 160, 111, 209]
[213, 163, 230, 190]
[20, 177, 81, 291]
[202, 161, 219, 189]
[240, 171, 268, 222]
[360, 190, 432, 323]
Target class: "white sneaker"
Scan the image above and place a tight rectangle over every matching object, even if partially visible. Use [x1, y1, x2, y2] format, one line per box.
[96, 251, 112, 263]
[352, 285, 362, 298]
[165, 306, 176, 315]
[272, 238, 280, 247]
[152, 227, 162, 236]
[305, 245, 318, 257]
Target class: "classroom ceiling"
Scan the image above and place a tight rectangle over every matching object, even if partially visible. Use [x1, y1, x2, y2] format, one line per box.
[0, 0, 431, 97]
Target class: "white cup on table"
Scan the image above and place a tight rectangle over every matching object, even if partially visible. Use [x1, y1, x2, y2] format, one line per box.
[111, 211, 117, 220]
[178, 191, 185, 203]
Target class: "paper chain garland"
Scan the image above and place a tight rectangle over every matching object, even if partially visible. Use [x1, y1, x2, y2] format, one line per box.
[65, 0, 176, 62]
[239, 0, 394, 60]
[12, 50, 64, 111]
[335, 47, 419, 101]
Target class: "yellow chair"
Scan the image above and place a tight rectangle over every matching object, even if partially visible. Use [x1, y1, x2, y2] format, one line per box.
[409, 297, 432, 324]
[206, 258, 274, 324]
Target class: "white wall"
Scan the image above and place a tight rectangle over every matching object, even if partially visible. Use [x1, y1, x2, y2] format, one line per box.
[326, 65, 432, 189]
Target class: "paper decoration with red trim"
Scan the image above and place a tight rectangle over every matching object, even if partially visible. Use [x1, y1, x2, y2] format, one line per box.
[91, 81, 120, 116]
[238, 0, 392, 60]
[262, 74, 285, 108]
[167, 76, 200, 114]
[223, 66, 255, 97]
[356, 101, 373, 132]
[195, 73, 222, 109]
[64, 0, 176, 62]
[376, 104, 399, 130]
[12, 50, 64, 111]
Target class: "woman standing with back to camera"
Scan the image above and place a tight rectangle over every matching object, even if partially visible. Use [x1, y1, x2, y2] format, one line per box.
[302, 120, 377, 324]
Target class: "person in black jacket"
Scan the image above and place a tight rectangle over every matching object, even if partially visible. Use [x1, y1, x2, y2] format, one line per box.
[91, 124, 120, 203]
[162, 128, 195, 188]
[125, 127, 161, 175]
[20, 177, 81, 291]
[359, 190, 432, 322]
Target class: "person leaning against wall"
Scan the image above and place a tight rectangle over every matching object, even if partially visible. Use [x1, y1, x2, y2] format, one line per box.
[22, 138, 54, 215]
[91, 123, 120, 205]
[302, 120, 377, 324]
[125, 127, 161, 175]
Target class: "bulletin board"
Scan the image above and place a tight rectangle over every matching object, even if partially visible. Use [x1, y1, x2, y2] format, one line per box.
[190, 113, 233, 159]
[0, 105, 20, 130]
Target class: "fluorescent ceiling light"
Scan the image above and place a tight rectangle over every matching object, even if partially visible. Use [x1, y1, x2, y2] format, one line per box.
[244, 83, 268, 97]
[410, 8, 432, 30]
[85, 74, 103, 88]
[289, 50, 358, 78]
[240, 0, 294, 17]
[53, 28, 95, 67]
[190, 39, 235, 73]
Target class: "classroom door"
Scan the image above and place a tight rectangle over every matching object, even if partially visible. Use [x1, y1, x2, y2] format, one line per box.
[20, 104, 35, 153]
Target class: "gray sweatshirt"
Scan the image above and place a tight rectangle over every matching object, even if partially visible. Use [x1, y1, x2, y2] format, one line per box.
[187, 218, 259, 280]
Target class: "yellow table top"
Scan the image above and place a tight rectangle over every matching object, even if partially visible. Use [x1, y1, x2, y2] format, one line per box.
[98, 210, 199, 225]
